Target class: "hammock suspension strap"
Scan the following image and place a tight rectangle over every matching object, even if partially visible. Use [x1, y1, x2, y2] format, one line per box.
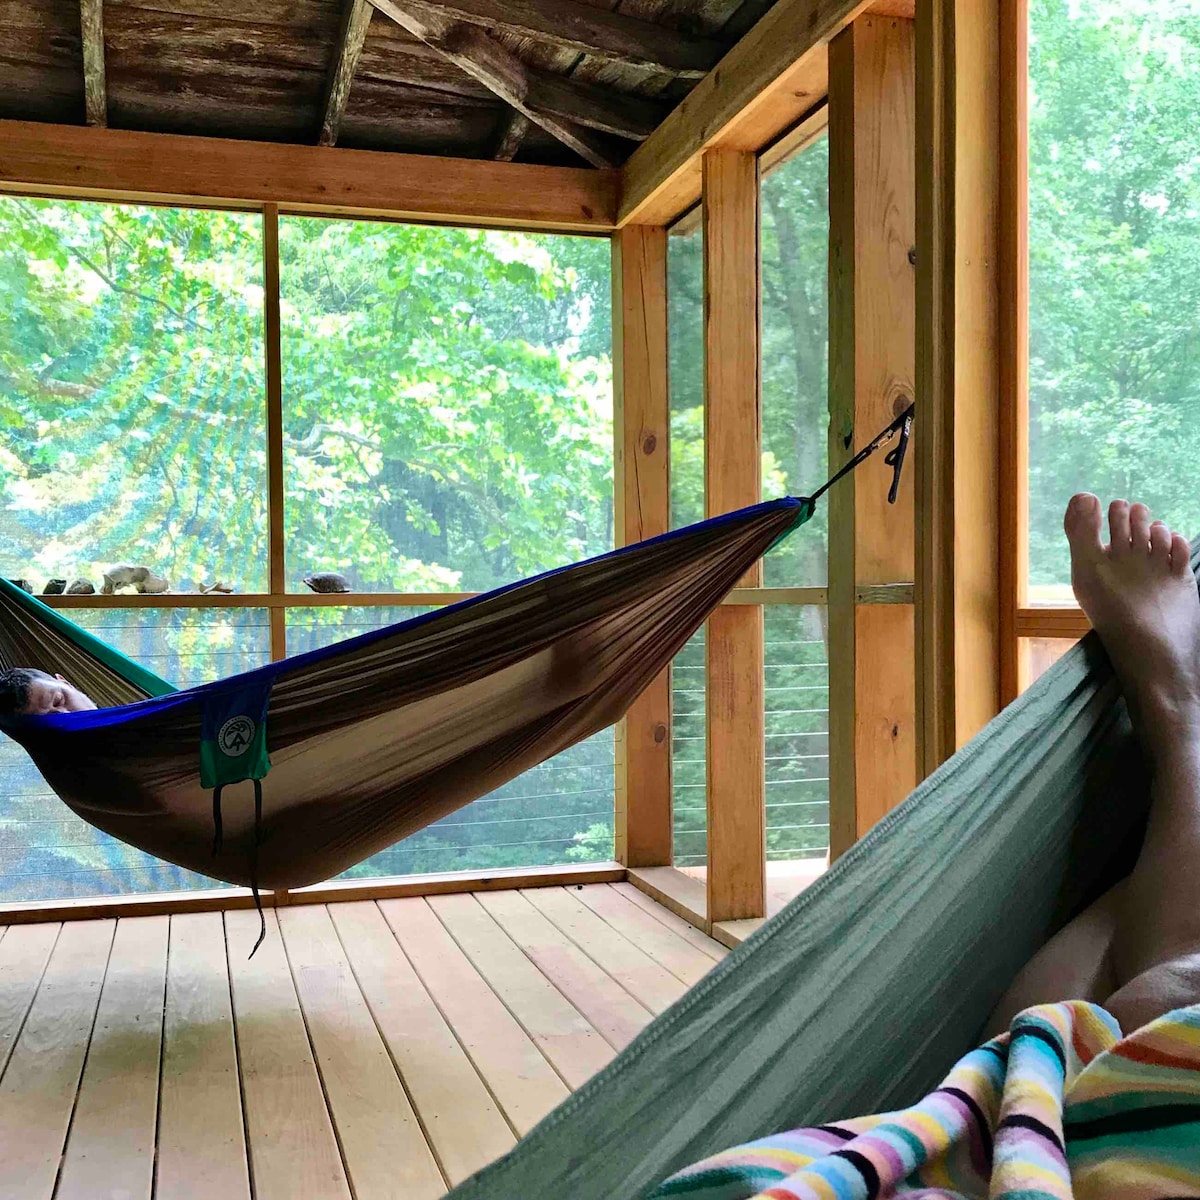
[210, 778, 267, 958]
[805, 402, 914, 510]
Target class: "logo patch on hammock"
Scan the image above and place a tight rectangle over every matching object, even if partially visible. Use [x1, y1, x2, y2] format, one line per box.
[217, 715, 256, 757]
[200, 683, 272, 789]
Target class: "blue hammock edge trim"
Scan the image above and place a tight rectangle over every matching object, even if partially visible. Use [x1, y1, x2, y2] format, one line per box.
[3, 495, 811, 738]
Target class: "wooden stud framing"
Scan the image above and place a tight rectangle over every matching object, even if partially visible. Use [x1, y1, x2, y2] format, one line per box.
[0, 121, 619, 233]
[613, 227, 672, 867]
[79, 0, 107, 129]
[319, 0, 374, 148]
[827, 15, 917, 856]
[263, 204, 287, 662]
[998, 0, 1029, 702]
[702, 149, 765, 924]
[492, 112, 530, 162]
[914, 0, 1003, 774]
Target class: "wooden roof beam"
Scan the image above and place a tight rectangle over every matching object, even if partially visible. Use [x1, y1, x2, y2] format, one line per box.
[492, 111, 529, 161]
[80, 0, 107, 127]
[370, 0, 723, 78]
[620, 0, 878, 224]
[319, 0, 374, 146]
[371, 0, 631, 166]
[0, 120, 619, 231]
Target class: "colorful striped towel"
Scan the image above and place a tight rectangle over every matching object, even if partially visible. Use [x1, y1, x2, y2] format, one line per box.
[649, 1000, 1200, 1198]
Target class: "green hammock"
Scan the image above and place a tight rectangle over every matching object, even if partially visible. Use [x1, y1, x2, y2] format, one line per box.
[439, 576, 1161, 1198]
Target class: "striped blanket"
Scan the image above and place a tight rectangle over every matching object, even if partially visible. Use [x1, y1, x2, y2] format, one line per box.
[650, 1001, 1200, 1198]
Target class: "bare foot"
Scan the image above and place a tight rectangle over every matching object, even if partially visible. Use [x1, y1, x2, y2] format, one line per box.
[1064, 494, 1200, 754]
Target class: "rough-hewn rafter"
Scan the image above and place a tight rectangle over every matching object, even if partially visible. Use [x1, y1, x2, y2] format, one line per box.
[80, 0, 107, 127]
[319, 0, 374, 146]
[492, 111, 529, 161]
[374, 0, 723, 78]
[371, 0, 624, 166]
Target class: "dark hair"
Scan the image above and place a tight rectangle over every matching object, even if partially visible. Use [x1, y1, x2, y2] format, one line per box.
[0, 668, 54, 718]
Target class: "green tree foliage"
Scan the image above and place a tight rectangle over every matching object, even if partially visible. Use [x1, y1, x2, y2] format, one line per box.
[1029, 0, 1200, 588]
[0, 198, 618, 896]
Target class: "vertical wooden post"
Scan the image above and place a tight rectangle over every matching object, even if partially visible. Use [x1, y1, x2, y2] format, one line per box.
[915, 0, 1003, 773]
[827, 15, 918, 856]
[612, 226, 672, 867]
[263, 203, 287, 662]
[998, 0, 1029, 704]
[702, 149, 765, 923]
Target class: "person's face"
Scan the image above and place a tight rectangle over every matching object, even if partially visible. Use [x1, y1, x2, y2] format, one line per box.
[21, 675, 97, 715]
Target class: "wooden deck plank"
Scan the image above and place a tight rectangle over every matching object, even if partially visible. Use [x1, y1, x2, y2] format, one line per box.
[56, 916, 169, 1200]
[278, 904, 445, 1200]
[475, 890, 654, 1051]
[428, 893, 615, 1087]
[0, 923, 60, 1079]
[521, 887, 687, 1014]
[225, 909, 351, 1200]
[609, 882, 728, 963]
[0, 919, 115, 1200]
[329, 900, 515, 1187]
[157, 912, 251, 1200]
[573, 884, 721, 987]
[378, 897, 569, 1135]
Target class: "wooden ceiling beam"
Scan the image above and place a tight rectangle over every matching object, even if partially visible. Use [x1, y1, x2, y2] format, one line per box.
[526, 73, 665, 142]
[491, 111, 529, 161]
[319, 0, 374, 146]
[370, 0, 723, 78]
[79, 0, 107, 127]
[620, 0, 877, 224]
[371, 0, 618, 166]
[0, 120, 619, 231]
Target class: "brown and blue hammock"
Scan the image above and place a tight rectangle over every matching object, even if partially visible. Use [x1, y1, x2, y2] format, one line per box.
[0, 410, 912, 952]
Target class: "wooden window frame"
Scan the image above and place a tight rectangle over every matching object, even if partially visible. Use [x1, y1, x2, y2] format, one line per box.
[997, 0, 1084, 699]
[0, 187, 626, 912]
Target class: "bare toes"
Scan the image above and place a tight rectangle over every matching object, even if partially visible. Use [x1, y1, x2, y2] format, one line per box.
[1064, 493, 1104, 559]
[1109, 500, 1132, 556]
[1129, 503, 1153, 552]
[1150, 520, 1172, 564]
[1172, 533, 1195, 578]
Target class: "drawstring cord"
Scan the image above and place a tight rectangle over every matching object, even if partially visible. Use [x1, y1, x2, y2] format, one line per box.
[211, 785, 224, 856]
[211, 778, 267, 958]
[249, 779, 266, 958]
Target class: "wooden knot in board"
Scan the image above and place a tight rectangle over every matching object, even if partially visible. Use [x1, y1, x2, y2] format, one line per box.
[642, 432, 658, 456]
[653, 723, 667, 744]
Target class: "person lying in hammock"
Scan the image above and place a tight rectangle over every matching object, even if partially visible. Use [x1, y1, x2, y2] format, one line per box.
[0, 668, 97, 717]
[655, 493, 1200, 1200]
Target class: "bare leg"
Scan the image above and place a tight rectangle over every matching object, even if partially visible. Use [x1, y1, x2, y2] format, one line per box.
[989, 494, 1200, 1033]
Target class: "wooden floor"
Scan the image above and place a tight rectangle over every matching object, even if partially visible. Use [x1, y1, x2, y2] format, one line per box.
[0, 882, 727, 1200]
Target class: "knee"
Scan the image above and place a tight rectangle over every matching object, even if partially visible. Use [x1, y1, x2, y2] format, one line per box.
[1104, 956, 1200, 1031]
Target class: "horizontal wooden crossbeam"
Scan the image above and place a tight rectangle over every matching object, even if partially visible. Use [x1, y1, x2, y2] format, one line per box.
[0, 120, 620, 231]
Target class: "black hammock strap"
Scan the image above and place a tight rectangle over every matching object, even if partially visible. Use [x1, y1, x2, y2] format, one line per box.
[805, 402, 914, 511]
[211, 778, 267, 958]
